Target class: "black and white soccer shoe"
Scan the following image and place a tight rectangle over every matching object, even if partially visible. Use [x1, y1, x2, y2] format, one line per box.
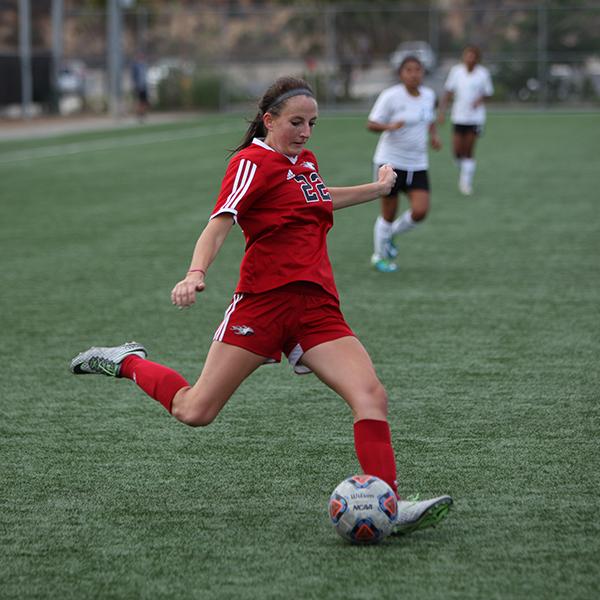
[70, 341, 147, 377]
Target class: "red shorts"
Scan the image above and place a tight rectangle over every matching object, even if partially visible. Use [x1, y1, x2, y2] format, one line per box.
[213, 282, 354, 374]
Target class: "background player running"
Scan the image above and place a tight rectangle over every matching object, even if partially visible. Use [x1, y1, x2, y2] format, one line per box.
[438, 45, 494, 195]
[70, 76, 452, 535]
[367, 55, 441, 273]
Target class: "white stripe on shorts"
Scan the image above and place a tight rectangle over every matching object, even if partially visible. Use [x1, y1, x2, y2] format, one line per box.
[214, 294, 244, 342]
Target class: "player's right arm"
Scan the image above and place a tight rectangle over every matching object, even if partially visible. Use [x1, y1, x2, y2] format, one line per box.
[366, 88, 404, 132]
[367, 120, 405, 132]
[171, 215, 234, 308]
[171, 153, 264, 308]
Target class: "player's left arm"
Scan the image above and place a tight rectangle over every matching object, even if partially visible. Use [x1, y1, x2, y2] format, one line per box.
[472, 93, 492, 109]
[329, 165, 397, 211]
[473, 71, 494, 108]
[429, 122, 442, 151]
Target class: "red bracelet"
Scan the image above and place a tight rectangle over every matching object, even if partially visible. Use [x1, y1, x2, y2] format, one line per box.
[187, 268, 206, 277]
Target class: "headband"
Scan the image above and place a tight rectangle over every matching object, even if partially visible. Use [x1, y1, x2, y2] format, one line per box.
[263, 88, 315, 114]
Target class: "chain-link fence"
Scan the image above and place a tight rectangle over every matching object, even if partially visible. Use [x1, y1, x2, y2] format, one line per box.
[2, 1, 600, 116]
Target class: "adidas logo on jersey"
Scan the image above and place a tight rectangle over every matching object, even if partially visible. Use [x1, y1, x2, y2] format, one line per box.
[287, 169, 295, 180]
[302, 161, 316, 170]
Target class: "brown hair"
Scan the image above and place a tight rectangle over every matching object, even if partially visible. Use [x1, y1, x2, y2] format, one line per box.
[231, 76, 315, 155]
[398, 55, 423, 73]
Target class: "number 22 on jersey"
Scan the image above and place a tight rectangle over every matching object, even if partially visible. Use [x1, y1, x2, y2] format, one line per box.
[294, 172, 332, 204]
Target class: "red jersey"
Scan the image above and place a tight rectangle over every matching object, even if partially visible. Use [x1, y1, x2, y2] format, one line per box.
[210, 138, 338, 299]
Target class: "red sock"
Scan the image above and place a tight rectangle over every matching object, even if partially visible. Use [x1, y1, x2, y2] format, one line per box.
[120, 355, 189, 413]
[353, 419, 398, 497]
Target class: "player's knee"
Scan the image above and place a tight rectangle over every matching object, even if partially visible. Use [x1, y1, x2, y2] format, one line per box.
[412, 208, 428, 222]
[363, 380, 389, 415]
[172, 397, 218, 427]
[179, 407, 217, 427]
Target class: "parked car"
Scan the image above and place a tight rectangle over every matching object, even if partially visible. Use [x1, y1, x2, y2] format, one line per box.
[390, 41, 436, 73]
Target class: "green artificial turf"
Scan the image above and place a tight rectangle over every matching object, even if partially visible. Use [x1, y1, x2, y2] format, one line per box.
[1, 112, 598, 599]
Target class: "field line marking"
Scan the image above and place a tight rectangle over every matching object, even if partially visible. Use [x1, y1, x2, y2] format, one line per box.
[0, 123, 240, 165]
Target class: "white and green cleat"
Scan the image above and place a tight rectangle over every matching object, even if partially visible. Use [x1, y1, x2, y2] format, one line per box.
[70, 342, 147, 377]
[371, 254, 398, 273]
[393, 495, 453, 535]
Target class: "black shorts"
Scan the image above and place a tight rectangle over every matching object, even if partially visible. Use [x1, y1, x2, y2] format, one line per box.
[376, 166, 430, 194]
[453, 124, 483, 136]
[136, 89, 149, 103]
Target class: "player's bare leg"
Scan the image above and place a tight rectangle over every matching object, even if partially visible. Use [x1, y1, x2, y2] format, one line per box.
[71, 340, 265, 426]
[407, 189, 429, 223]
[384, 189, 429, 260]
[171, 341, 266, 426]
[301, 335, 453, 534]
[454, 130, 477, 194]
[388, 188, 428, 237]
[301, 336, 388, 422]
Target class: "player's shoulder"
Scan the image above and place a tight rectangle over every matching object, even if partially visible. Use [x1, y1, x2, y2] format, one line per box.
[444, 64, 462, 86]
[231, 141, 269, 162]
[227, 140, 273, 172]
[419, 86, 436, 100]
[378, 83, 405, 99]
[475, 64, 491, 77]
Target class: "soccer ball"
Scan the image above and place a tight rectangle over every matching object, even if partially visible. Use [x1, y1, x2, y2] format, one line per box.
[328, 475, 398, 544]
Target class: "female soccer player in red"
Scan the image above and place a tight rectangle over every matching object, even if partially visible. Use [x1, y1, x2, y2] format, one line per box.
[70, 76, 452, 534]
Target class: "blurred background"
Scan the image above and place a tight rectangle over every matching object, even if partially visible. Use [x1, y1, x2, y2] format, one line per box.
[2, 0, 600, 120]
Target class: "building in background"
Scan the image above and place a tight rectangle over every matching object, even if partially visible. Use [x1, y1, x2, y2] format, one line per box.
[1, 0, 599, 118]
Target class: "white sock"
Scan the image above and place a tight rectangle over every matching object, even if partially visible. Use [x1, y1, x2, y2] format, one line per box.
[391, 210, 417, 236]
[460, 159, 476, 185]
[373, 216, 393, 258]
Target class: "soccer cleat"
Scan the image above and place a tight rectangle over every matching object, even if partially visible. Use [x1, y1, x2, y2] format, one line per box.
[393, 494, 453, 535]
[459, 178, 473, 195]
[371, 254, 398, 273]
[70, 341, 147, 377]
[384, 238, 398, 259]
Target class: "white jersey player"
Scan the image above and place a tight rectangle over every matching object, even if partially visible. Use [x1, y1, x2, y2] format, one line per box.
[439, 46, 494, 195]
[367, 55, 441, 273]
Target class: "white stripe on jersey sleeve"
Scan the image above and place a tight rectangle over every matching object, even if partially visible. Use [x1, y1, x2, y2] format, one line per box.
[211, 159, 258, 221]
[223, 160, 257, 212]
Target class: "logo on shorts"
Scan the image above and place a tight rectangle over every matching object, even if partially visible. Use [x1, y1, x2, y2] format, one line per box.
[231, 325, 254, 336]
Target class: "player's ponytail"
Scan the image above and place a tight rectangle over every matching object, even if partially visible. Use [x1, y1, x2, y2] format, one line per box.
[230, 76, 314, 155]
